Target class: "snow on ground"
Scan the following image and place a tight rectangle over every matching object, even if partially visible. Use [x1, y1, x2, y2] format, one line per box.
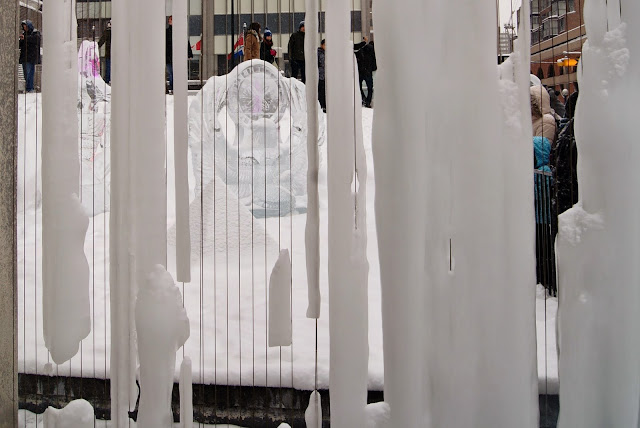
[17, 93, 559, 394]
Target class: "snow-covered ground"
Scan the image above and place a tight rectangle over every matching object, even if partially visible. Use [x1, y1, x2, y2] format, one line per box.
[17, 92, 558, 394]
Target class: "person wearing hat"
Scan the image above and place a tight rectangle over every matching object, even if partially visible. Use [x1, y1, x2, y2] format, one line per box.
[19, 19, 41, 92]
[244, 22, 262, 61]
[288, 21, 306, 82]
[98, 21, 112, 84]
[260, 28, 277, 64]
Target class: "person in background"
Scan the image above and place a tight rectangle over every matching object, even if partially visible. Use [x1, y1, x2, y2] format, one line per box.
[260, 28, 276, 64]
[288, 21, 306, 82]
[244, 22, 262, 62]
[166, 15, 194, 94]
[354, 37, 377, 108]
[548, 87, 565, 118]
[19, 19, 41, 93]
[561, 88, 569, 104]
[531, 85, 557, 295]
[98, 21, 112, 84]
[318, 39, 326, 112]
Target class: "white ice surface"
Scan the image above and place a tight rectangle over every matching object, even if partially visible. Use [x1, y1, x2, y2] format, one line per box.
[17, 95, 558, 393]
[304, 390, 322, 428]
[42, 400, 94, 428]
[268, 249, 293, 347]
[179, 357, 193, 428]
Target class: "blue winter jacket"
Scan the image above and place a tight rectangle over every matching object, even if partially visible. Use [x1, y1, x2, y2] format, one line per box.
[534, 136, 553, 224]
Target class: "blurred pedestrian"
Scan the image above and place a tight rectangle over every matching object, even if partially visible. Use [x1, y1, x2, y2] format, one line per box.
[288, 21, 305, 82]
[166, 15, 194, 94]
[98, 21, 112, 84]
[244, 22, 262, 61]
[318, 39, 326, 112]
[19, 19, 41, 92]
[354, 37, 377, 108]
[260, 28, 276, 64]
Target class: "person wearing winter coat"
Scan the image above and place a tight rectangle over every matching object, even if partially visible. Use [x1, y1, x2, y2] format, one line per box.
[98, 21, 112, 84]
[166, 15, 194, 93]
[260, 29, 276, 64]
[550, 90, 579, 219]
[530, 85, 556, 144]
[548, 88, 565, 118]
[354, 37, 377, 108]
[19, 19, 41, 92]
[288, 21, 306, 82]
[317, 39, 326, 112]
[244, 22, 262, 62]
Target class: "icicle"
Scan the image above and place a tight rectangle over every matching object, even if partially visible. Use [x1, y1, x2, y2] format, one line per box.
[179, 357, 193, 428]
[372, 0, 537, 426]
[110, 0, 138, 423]
[43, 399, 94, 427]
[135, 265, 190, 427]
[304, 0, 321, 319]
[325, 1, 369, 426]
[268, 250, 292, 347]
[41, 0, 91, 365]
[556, 1, 640, 426]
[304, 390, 322, 428]
[173, 0, 191, 282]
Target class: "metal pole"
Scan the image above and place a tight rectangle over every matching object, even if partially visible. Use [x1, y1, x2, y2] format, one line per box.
[0, 0, 19, 425]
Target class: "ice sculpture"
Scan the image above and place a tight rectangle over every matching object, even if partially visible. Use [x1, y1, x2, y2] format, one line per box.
[268, 249, 292, 347]
[325, 2, 369, 426]
[189, 60, 326, 217]
[372, 1, 537, 426]
[304, 391, 322, 428]
[42, 0, 91, 365]
[556, 1, 640, 426]
[135, 266, 190, 427]
[77, 40, 111, 216]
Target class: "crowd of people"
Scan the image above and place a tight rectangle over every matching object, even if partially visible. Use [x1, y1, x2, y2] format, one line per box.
[531, 83, 580, 296]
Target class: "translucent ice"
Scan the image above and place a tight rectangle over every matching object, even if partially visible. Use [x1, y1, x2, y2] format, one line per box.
[188, 60, 326, 217]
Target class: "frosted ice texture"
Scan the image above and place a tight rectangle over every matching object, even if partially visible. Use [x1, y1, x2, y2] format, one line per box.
[135, 266, 190, 428]
[41, 0, 91, 365]
[189, 60, 325, 218]
[180, 357, 193, 428]
[43, 399, 94, 427]
[325, 2, 369, 425]
[556, 1, 640, 426]
[365, 402, 390, 428]
[304, 390, 322, 428]
[372, 1, 537, 426]
[268, 249, 293, 347]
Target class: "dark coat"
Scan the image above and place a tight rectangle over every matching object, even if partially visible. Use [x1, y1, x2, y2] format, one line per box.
[98, 27, 111, 59]
[550, 118, 578, 217]
[166, 25, 194, 64]
[317, 47, 325, 81]
[260, 39, 276, 64]
[354, 41, 377, 76]
[288, 30, 305, 62]
[19, 20, 40, 64]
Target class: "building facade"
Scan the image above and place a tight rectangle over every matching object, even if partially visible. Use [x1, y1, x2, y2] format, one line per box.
[76, 0, 372, 80]
[525, 0, 586, 94]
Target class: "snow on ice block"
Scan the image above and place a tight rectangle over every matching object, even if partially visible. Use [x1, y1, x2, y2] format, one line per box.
[43, 399, 94, 427]
[136, 265, 190, 428]
[43, 193, 90, 365]
[365, 402, 390, 428]
[304, 390, 322, 428]
[268, 249, 292, 347]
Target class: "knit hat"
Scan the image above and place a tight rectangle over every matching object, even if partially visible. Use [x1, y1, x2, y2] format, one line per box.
[299, 21, 305, 29]
[264, 28, 272, 37]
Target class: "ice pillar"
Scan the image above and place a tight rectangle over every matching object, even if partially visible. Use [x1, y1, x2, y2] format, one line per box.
[173, 0, 191, 282]
[304, 0, 321, 319]
[42, 0, 91, 365]
[110, 0, 137, 424]
[556, 1, 640, 426]
[325, 2, 369, 427]
[372, 0, 537, 426]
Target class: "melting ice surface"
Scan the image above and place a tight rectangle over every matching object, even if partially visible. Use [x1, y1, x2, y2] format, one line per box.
[189, 60, 326, 218]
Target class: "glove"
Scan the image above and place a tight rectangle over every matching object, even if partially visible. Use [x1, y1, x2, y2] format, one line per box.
[270, 49, 277, 57]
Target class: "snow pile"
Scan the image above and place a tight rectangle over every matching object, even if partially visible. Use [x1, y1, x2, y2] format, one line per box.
[372, 0, 537, 426]
[135, 265, 190, 427]
[556, 1, 640, 426]
[365, 402, 390, 428]
[43, 399, 94, 427]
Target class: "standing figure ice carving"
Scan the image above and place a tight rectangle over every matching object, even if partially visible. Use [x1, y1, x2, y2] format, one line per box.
[189, 60, 325, 217]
